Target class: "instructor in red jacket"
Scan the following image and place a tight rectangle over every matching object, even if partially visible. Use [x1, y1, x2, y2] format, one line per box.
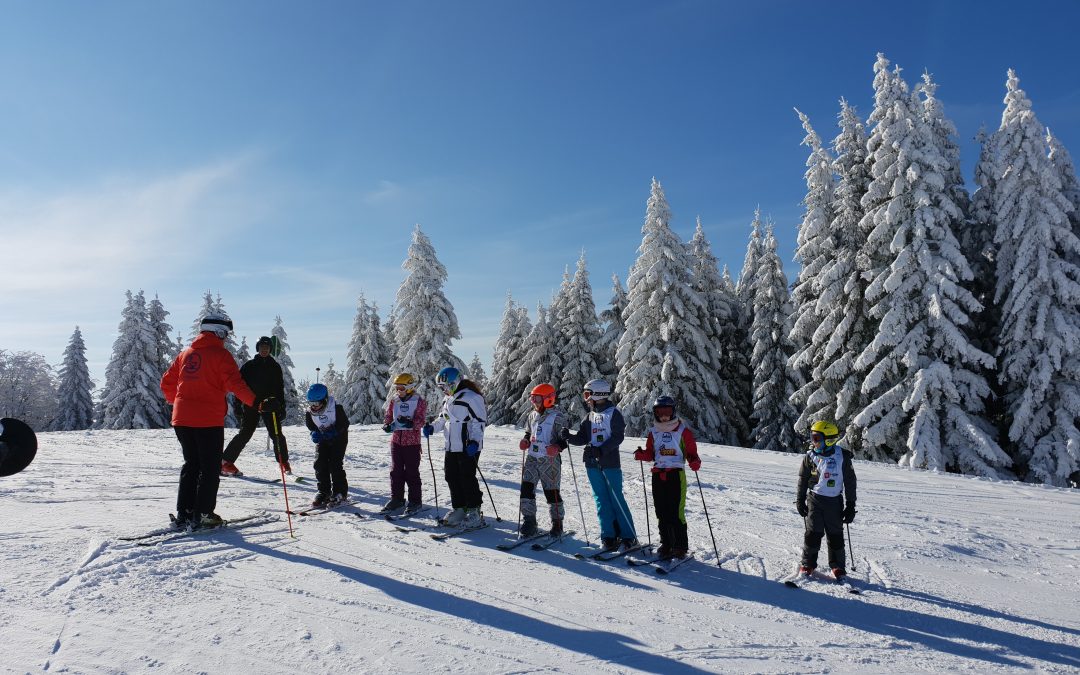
[160, 312, 256, 529]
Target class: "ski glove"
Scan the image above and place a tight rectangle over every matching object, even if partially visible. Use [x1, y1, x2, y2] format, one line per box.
[558, 427, 572, 442]
[382, 423, 394, 433]
[843, 504, 857, 524]
[321, 428, 338, 441]
[422, 424, 434, 437]
[545, 445, 561, 457]
[633, 447, 653, 462]
[688, 458, 701, 472]
[518, 438, 530, 451]
[310, 430, 323, 443]
[796, 500, 809, 518]
[258, 397, 275, 413]
[465, 440, 480, 457]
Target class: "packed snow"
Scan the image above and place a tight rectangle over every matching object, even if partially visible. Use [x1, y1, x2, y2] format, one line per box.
[3, 423, 1078, 673]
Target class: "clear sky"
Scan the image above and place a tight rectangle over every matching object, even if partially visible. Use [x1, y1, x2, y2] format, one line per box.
[1, 0, 1078, 391]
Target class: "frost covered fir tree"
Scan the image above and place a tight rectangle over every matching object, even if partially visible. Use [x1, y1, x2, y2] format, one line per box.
[486, 294, 532, 425]
[388, 225, 466, 407]
[689, 218, 743, 445]
[806, 99, 874, 444]
[727, 209, 766, 445]
[615, 178, 723, 439]
[147, 294, 175, 427]
[1048, 129, 1080, 247]
[467, 353, 487, 392]
[340, 294, 391, 424]
[271, 316, 302, 424]
[322, 358, 345, 398]
[515, 303, 562, 425]
[749, 227, 801, 452]
[0, 350, 56, 430]
[596, 273, 627, 382]
[99, 290, 170, 429]
[788, 109, 837, 430]
[54, 326, 94, 431]
[554, 252, 605, 420]
[853, 55, 1007, 476]
[992, 70, 1080, 486]
[966, 127, 1002, 364]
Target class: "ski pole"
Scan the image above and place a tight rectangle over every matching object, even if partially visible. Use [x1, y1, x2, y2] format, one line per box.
[694, 470, 719, 566]
[846, 522, 856, 572]
[425, 434, 439, 518]
[477, 463, 501, 521]
[565, 446, 590, 545]
[515, 443, 527, 534]
[271, 410, 294, 538]
[639, 457, 652, 547]
[315, 367, 321, 384]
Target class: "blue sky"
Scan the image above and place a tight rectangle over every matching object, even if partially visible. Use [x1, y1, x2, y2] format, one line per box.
[1, 1, 1078, 391]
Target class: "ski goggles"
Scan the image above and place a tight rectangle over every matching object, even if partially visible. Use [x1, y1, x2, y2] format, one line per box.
[309, 399, 328, 413]
[810, 431, 825, 443]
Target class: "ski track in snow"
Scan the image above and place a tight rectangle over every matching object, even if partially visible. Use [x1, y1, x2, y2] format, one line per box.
[3, 424, 1079, 673]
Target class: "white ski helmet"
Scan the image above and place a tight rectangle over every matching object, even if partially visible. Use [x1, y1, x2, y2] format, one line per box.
[199, 312, 233, 338]
[583, 378, 611, 400]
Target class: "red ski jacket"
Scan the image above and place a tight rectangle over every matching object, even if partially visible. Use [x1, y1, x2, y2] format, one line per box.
[160, 332, 256, 428]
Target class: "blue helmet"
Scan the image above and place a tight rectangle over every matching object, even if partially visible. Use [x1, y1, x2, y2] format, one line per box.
[306, 383, 328, 403]
[436, 366, 462, 392]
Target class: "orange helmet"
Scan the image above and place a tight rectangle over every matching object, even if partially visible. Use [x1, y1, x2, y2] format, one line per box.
[530, 383, 556, 408]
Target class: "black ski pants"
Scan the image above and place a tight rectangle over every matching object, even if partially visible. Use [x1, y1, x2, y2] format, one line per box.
[223, 406, 289, 464]
[314, 438, 348, 498]
[175, 426, 224, 518]
[444, 451, 482, 509]
[801, 492, 846, 571]
[652, 468, 689, 551]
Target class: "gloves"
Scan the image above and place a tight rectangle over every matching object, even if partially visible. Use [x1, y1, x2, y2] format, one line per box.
[322, 428, 338, 441]
[633, 447, 647, 462]
[382, 423, 394, 433]
[688, 458, 701, 472]
[558, 427, 571, 442]
[310, 430, 323, 443]
[396, 416, 413, 426]
[422, 424, 434, 437]
[465, 441, 480, 457]
[519, 438, 530, 451]
[545, 445, 561, 457]
[258, 397, 275, 413]
[843, 503, 857, 524]
[796, 500, 809, 518]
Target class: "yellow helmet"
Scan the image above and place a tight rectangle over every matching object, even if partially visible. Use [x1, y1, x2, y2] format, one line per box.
[809, 420, 840, 447]
[393, 373, 417, 394]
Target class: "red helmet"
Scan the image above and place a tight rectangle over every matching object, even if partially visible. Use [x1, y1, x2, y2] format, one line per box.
[530, 383, 556, 408]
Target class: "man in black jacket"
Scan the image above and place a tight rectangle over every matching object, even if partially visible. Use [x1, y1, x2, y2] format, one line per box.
[221, 336, 291, 475]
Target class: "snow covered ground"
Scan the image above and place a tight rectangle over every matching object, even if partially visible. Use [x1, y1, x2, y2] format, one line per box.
[3, 423, 1078, 673]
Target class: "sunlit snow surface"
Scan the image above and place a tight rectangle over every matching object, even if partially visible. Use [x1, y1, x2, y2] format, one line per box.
[3, 425, 1078, 673]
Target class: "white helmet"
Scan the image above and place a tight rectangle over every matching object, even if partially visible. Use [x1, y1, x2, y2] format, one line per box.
[583, 378, 611, 400]
[199, 312, 233, 338]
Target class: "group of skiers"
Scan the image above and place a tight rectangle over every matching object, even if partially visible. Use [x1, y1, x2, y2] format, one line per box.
[160, 312, 858, 575]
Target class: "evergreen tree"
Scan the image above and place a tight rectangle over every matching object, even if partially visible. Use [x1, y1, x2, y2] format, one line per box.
[853, 56, 1007, 475]
[788, 109, 837, 432]
[467, 353, 487, 391]
[816, 99, 873, 449]
[100, 291, 169, 429]
[727, 210, 765, 446]
[615, 178, 721, 439]
[0, 350, 57, 430]
[555, 252, 605, 420]
[515, 303, 562, 425]
[272, 316, 301, 424]
[487, 294, 532, 424]
[992, 70, 1080, 485]
[1048, 129, 1080, 249]
[322, 358, 345, 398]
[748, 227, 801, 451]
[340, 294, 391, 424]
[388, 225, 466, 407]
[966, 127, 1003, 376]
[146, 294, 175, 427]
[597, 273, 627, 382]
[54, 327, 94, 431]
[689, 218, 742, 445]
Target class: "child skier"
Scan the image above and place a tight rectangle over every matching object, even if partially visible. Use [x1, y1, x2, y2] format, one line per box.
[423, 367, 487, 527]
[633, 395, 701, 559]
[304, 383, 351, 507]
[560, 378, 639, 552]
[517, 383, 570, 537]
[381, 373, 427, 514]
[795, 420, 857, 579]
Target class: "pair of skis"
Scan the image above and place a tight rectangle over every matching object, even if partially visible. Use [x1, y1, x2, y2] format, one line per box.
[575, 542, 651, 562]
[783, 570, 862, 594]
[120, 513, 277, 546]
[626, 551, 696, 575]
[289, 498, 356, 517]
[495, 530, 577, 552]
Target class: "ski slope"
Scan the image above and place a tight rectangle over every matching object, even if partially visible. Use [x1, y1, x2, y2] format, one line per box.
[2, 424, 1078, 673]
